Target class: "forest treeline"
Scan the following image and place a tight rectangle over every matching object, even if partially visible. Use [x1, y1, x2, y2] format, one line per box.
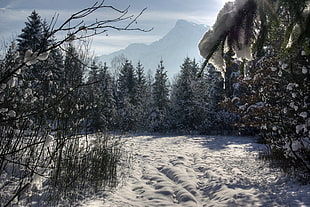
[1, 12, 237, 135]
[0, 10, 234, 205]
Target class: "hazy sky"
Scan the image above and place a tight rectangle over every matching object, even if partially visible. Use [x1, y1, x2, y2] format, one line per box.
[0, 0, 230, 55]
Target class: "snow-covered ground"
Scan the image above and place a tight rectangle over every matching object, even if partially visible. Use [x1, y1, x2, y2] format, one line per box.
[81, 135, 310, 207]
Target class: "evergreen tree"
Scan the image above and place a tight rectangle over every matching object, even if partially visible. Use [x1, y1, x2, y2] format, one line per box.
[86, 62, 116, 131]
[135, 61, 149, 130]
[117, 59, 137, 105]
[170, 58, 209, 132]
[56, 43, 86, 134]
[17, 10, 44, 55]
[63, 43, 84, 87]
[204, 63, 237, 133]
[98, 63, 116, 130]
[85, 60, 102, 131]
[136, 61, 147, 99]
[116, 59, 138, 131]
[204, 0, 310, 171]
[143, 69, 154, 130]
[205, 63, 224, 112]
[14, 10, 63, 126]
[0, 5, 151, 205]
[170, 58, 197, 131]
[150, 60, 170, 132]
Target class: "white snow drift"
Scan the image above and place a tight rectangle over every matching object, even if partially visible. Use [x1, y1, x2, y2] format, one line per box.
[81, 135, 310, 207]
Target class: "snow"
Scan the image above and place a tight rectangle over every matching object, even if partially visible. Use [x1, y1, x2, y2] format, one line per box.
[7, 110, 16, 117]
[270, 67, 277, 72]
[296, 124, 306, 134]
[299, 112, 308, 119]
[281, 63, 288, 70]
[246, 102, 265, 113]
[80, 135, 310, 207]
[37, 51, 50, 61]
[24, 49, 39, 66]
[23, 49, 50, 65]
[287, 83, 296, 91]
[198, 0, 254, 67]
[302, 66, 308, 74]
[0, 108, 9, 113]
[290, 102, 299, 111]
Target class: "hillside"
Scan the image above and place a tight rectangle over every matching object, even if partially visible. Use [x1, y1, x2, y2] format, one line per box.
[95, 20, 210, 78]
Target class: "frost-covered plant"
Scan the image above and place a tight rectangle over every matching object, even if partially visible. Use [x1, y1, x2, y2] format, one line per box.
[222, 51, 310, 174]
[49, 133, 124, 203]
[198, 0, 310, 73]
[199, 0, 310, 176]
[0, 1, 149, 205]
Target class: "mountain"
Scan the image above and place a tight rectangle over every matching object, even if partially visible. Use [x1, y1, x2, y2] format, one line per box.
[95, 20, 210, 78]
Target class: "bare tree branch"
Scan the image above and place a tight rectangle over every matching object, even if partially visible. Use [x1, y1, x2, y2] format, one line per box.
[0, 0, 151, 85]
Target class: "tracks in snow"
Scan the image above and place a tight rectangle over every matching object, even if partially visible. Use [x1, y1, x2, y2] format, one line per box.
[83, 135, 310, 207]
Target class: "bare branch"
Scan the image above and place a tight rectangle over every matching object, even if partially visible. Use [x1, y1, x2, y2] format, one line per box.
[0, 0, 151, 85]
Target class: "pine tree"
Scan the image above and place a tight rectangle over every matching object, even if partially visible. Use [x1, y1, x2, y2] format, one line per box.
[85, 61, 102, 131]
[63, 43, 84, 87]
[204, 63, 236, 133]
[85, 62, 116, 131]
[150, 60, 170, 132]
[170, 58, 207, 132]
[135, 61, 149, 130]
[205, 64, 224, 111]
[170, 58, 196, 131]
[17, 10, 44, 55]
[56, 43, 86, 134]
[116, 59, 138, 131]
[136, 61, 146, 98]
[98, 63, 116, 130]
[117, 60, 137, 105]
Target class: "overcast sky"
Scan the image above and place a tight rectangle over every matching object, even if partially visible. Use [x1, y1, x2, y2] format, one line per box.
[0, 0, 230, 55]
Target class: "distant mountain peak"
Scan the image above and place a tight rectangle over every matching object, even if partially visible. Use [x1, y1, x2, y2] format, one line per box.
[175, 19, 193, 26]
[96, 19, 210, 78]
[175, 19, 209, 29]
[175, 19, 198, 27]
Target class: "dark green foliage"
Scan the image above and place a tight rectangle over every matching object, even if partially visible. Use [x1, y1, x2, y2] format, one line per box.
[118, 60, 137, 105]
[17, 10, 44, 55]
[86, 62, 116, 131]
[135, 62, 150, 129]
[170, 58, 201, 131]
[116, 60, 139, 131]
[149, 60, 170, 132]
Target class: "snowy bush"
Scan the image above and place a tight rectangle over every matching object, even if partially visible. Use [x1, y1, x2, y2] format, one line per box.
[0, 3, 148, 205]
[223, 53, 310, 174]
[48, 133, 123, 204]
[198, 0, 310, 176]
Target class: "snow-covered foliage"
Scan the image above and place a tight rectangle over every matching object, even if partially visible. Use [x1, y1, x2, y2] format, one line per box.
[198, 0, 256, 70]
[169, 58, 237, 134]
[0, 9, 128, 206]
[149, 60, 170, 132]
[203, 0, 310, 174]
[222, 50, 310, 174]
